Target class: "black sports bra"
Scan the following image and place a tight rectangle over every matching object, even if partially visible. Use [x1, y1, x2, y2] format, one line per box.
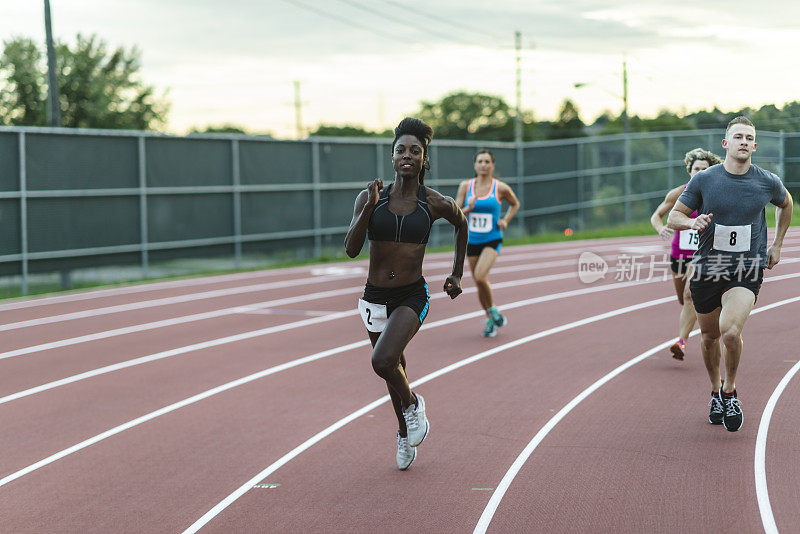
[367, 184, 433, 244]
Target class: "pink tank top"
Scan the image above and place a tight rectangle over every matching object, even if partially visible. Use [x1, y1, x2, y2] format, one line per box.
[671, 186, 698, 259]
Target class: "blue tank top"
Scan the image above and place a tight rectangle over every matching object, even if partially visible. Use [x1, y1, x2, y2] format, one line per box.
[464, 178, 502, 244]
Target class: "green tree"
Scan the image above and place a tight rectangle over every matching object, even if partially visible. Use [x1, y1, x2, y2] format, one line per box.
[415, 91, 540, 141]
[189, 124, 250, 134]
[309, 124, 391, 137]
[547, 99, 586, 139]
[0, 34, 169, 130]
[0, 37, 47, 125]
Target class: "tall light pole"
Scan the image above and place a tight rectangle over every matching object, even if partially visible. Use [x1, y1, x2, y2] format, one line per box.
[621, 56, 629, 133]
[44, 0, 61, 127]
[293, 80, 303, 139]
[573, 55, 630, 133]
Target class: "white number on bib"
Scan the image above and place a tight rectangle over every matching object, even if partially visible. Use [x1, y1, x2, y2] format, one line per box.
[468, 213, 493, 233]
[678, 229, 699, 251]
[358, 299, 388, 332]
[713, 223, 750, 253]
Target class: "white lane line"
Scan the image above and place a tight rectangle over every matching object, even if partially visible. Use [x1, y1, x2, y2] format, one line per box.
[0, 232, 794, 312]
[0, 236, 668, 326]
[0, 276, 672, 486]
[755, 362, 800, 534]
[0, 269, 576, 366]
[182, 296, 676, 533]
[473, 293, 800, 534]
[0, 274, 361, 333]
[0, 245, 595, 331]
[0, 271, 632, 404]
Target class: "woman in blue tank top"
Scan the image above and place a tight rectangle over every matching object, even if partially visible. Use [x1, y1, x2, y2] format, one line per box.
[455, 149, 520, 337]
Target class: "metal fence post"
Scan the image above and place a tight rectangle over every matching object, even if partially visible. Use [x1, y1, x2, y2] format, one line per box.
[231, 139, 242, 268]
[667, 133, 675, 189]
[779, 130, 785, 178]
[576, 141, 584, 230]
[138, 135, 149, 278]
[516, 141, 525, 233]
[18, 132, 28, 295]
[624, 135, 631, 224]
[311, 140, 322, 258]
[429, 144, 442, 247]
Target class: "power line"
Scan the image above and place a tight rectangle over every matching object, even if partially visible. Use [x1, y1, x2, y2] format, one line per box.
[277, 0, 404, 43]
[377, 0, 508, 43]
[333, 0, 503, 49]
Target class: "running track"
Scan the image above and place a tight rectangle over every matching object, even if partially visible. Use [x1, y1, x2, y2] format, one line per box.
[2, 232, 799, 533]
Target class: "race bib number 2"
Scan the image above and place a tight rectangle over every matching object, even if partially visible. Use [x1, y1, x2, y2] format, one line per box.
[468, 212, 493, 233]
[713, 223, 751, 253]
[358, 299, 388, 332]
[678, 229, 699, 251]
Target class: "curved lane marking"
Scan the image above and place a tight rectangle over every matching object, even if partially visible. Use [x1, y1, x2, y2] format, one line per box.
[473, 293, 800, 534]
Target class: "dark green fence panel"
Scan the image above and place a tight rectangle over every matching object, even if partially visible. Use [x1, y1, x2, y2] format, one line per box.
[146, 138, 231, 187]
[523, 143, 578, 176]
[27, 196, 139, 252]
[147, 193, 233, 242]
[26, 134, 138, 190]
[321, 187, 363, 228]
[242, 191, 314, 234]
[319, 142, 377, 183]
[240, 140, 312, 185]
[0, 133, 19, 192]
[0, 199, 20, 254]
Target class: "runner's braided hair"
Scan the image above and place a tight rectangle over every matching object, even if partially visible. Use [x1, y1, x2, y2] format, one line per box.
[684, 148, 722, 174]
[393, 117, 433, 184]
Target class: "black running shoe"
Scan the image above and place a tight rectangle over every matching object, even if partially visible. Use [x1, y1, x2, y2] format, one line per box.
[720, 388, 743, 432]
[708, 392, 724, 425]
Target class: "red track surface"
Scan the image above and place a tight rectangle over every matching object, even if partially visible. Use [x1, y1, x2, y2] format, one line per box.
[1, 233, 799, 533]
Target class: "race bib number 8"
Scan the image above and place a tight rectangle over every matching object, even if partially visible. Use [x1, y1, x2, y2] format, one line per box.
[468, 212, 493, 233]
[678, 229, 699, 251]
[713, 223, 750, 253]
[358, 299, 388, 332]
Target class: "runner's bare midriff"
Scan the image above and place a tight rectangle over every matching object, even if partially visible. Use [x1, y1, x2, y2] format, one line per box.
[368, 241, 426, 286]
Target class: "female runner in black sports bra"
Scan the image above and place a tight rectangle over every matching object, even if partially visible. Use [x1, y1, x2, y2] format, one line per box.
[345, 117, 467, 470]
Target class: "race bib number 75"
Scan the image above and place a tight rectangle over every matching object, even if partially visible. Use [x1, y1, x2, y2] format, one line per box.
[713, 223, 751, 253]
[678, 229, 699, 251]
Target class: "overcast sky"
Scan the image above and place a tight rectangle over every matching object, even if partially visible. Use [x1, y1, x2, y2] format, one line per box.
[4, 1, 800, 137]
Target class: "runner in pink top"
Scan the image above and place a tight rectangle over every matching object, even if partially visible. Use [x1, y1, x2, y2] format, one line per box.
[650, 148, 722, 360]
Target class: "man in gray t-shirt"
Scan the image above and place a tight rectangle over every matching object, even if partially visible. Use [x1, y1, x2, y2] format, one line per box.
[668, 116, 793, 432]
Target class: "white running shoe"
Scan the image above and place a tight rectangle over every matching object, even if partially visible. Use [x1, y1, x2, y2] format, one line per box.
[396, 432, 416, 470]
[403, 393, 429, 447]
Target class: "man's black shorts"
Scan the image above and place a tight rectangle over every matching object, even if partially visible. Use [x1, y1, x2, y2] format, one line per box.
[690, 270, 763, 314]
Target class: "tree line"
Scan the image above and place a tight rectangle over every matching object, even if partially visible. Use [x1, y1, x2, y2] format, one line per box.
[3, 34, 800, 139]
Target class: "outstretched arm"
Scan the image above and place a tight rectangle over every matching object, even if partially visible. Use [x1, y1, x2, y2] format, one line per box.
[650, 185, 684, 240]
[767, 191, 793, 269]
[668, 200, 711, 233]
[497, 182, 520, 231]
[344, 179, 382, 258]
[427, 188, 467, 299]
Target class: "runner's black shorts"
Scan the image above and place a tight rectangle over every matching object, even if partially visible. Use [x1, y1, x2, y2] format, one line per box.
[670, 256, 692, 276]
[467, 239, 502, 257]
[362, 277, 430, 324]
[690, 269, 763, 314]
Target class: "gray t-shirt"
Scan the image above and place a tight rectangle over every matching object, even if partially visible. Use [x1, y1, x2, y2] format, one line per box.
[677, 163, 787, 276]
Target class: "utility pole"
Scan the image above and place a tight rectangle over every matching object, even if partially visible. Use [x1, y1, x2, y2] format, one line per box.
[514, 30, 522, 143]
[44, 0, 61, 127]
[622, 56, 629, 133]
[293, 80, 303, 139]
